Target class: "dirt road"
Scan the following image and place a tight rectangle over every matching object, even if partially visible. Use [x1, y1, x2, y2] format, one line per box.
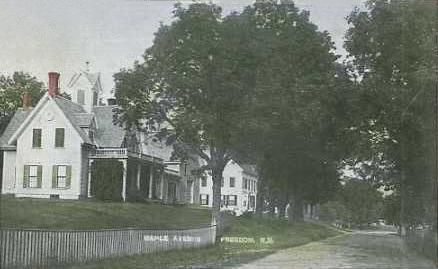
[231, 231, 436, 269]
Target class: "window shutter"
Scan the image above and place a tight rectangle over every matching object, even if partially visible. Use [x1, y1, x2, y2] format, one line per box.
[37, 165, 42, 188]
[23, 165, 29, 188]
[52, 165, 58, 188]
[66, 166, 72, 188]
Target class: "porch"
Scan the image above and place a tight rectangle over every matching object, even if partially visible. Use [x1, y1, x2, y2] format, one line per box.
[88, 148, 166, 202]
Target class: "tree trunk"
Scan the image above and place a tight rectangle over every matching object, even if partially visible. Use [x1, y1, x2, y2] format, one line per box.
[255, 179, 264, 217]
[278, 202, 288, 219]
[268, 199, 276, 217]
[310, 203, 314, 219]
[212, 167, 222, 214]
[400, 169, 407, 236]
[288, 196, 304, 223]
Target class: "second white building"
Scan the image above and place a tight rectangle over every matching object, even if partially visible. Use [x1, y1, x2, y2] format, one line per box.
[199, 160, 258, 216]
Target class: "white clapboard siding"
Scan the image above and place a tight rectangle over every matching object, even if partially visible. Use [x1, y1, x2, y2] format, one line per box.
[0, 226, 216, 269]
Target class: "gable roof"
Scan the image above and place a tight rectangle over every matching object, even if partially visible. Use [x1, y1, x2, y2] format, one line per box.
[0, 109, 33, 149]
[5, 93, 94, 147]
[53, 97, 93, 144]
[93, 106, 125, 148]
[66, 71, 103, 93]
[240, 164, 258, 177]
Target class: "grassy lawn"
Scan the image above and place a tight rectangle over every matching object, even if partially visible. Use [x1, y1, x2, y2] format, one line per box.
[0, 196, 211, 230]
[63, 216, 343, 269]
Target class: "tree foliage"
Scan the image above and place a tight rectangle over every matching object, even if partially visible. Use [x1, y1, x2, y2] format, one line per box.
[114, 3, 257, 212]
[114, 1, 353, 219]
[344, 0, 437, 226]
[237, 1, 353, 218]
[0, 72, 45, 134]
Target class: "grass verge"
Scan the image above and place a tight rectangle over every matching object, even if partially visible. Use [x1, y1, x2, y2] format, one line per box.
[62, 216, 342, 269]
[0, 196, 211, 230]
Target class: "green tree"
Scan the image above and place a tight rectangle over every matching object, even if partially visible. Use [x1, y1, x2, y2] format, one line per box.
[320, 200, 350, 225]
[320, 180, 383, 227]
[0, 72, 45, 133]
[344, 0, 437, 231]
[235, 1, 352, 220]
[341, 179, 383, 226]
[114, 3, 256, 214]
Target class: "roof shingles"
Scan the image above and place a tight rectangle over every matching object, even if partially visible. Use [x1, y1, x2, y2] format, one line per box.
[54, 97, 93, 144]
[93, 106, 125, 148]
[0, 109, 33, 149]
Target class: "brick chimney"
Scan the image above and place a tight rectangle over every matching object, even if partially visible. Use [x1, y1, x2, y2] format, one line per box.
[22, 91, 31, 109]
[48, 72, 60, 97]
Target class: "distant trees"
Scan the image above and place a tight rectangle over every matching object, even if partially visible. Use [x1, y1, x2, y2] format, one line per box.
[0, 72, 45, 134]
[320, 179, 383, 227]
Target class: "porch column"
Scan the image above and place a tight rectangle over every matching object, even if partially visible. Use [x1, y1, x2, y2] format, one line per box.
[122, 159, 127, 202]
[148, 164, 154, 199]
[136, 163, 141, 190]
[87, 160, 94, 198]
[160, 170, 164, 199]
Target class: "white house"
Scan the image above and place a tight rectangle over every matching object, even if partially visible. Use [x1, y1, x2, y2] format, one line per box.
[0, 71, 200, 204]
[199, 160, 258, 216]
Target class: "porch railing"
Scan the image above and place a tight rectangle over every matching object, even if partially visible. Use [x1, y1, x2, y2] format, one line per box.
[89, 148, 128, 159]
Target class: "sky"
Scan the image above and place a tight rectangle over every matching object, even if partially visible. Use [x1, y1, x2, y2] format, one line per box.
[0, 0, 365, 99]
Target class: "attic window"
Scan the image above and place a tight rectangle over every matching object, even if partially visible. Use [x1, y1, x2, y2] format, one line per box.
[55, 128, 65, 147]
[32, 129, 42, 148]
[229, 177, 235, 188]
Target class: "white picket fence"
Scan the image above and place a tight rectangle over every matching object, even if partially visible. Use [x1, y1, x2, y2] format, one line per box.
[0, 226, 216, 268]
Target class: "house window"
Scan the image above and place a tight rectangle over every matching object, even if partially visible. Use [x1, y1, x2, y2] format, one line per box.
[229, 177, 235, 188]
[24, 165, 42, 188]
[201, 177, 207, 187]
[249, 195, 256, 208]
[55, 128, 65, 147]
[57, 165, 67, 188]
[243, 178, 247, 190]
[227, 195, 237, 206]
[200, 194, 209, 205]
[77, 90, 85, 105]
[52, 165, 71, 189]
[32, 129, 42, 148]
